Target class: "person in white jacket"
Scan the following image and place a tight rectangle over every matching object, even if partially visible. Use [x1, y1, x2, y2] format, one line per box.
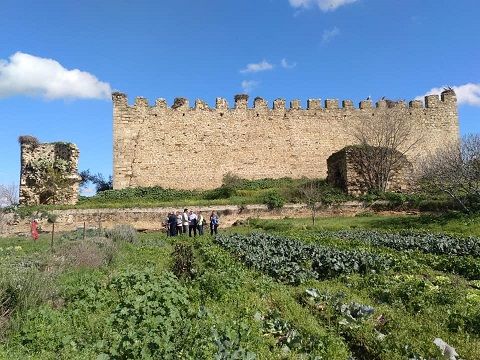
[182, 209, 189, 234]
[197, 211, 205, 235]
[188, 210, 198, 237]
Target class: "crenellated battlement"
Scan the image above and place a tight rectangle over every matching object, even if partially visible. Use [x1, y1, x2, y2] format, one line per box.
[112, 89, 458, 191]
[111, 91, 456, 112]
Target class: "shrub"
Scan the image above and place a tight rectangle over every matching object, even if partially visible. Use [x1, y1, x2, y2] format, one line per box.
[46, 212, 57, 224]
[85, 186, 199, 203]
[104, 224, 138, 244]
[262, 190, 285, 210]
[203, 185, 236, 200]
[222, 172, 244, 189]
[222, 208, 233, 216]
[418, 199, 460, 212]
[0, 268, 54, 337]
[54, 237, 116, 268]
[172, 242, 196, 279]
[235, 177, 297, 191]
[60, 227, 104, 241]
[384, 192, 409, 205]
[79, 170, 113, 192]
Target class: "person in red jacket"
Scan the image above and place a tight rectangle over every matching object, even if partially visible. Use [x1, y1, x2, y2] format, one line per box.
[30, 218, 39, 241]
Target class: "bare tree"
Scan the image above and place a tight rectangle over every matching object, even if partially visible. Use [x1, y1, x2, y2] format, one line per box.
[299, 180, 325, 226]
[0, 184, 18, 206]
[298, 179, 347, 225]
[350, 105, 421, 193]
[0, 184, 18, 235]
[420, 134, 480, 212]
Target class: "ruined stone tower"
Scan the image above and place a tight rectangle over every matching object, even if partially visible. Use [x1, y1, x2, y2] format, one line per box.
[112, 90, 458, 190]
[19, 136, 80, 205]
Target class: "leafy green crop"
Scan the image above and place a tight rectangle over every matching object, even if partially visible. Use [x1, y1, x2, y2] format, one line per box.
[314, 229, 480, 257]
[215, 233, 393, 284]
[101, 269, 191, 359]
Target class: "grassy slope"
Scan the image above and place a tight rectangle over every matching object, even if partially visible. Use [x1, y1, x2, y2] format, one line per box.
[248, 212, 480, 237]
[13, 177, 349, 211]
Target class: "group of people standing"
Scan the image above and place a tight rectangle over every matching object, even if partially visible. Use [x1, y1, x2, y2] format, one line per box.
[165, 209, 219, 237]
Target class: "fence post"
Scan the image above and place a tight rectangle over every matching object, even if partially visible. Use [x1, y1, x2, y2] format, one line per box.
[51, 222, 55, 251]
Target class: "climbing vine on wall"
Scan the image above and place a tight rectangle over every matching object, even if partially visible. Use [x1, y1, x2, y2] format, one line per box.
[26, 158, 76, 204]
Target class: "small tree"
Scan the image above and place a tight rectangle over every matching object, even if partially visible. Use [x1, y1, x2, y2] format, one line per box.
[0, 184, 18, 207]
[350, 106, 421, 193]
[420, 134, 480, 213]
[0, 184, 18, 234]
[79, 170, 113, 193]
[298, 179, 348, 225]
[299, 180, 325, 225]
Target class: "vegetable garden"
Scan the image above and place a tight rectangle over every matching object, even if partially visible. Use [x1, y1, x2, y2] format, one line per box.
[1, 215, 480, 359]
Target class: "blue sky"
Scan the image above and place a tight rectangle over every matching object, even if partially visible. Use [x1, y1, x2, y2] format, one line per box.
[0, 0, 479, 189]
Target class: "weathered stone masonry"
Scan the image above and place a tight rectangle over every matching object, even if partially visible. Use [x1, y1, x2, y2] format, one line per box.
[19, 139, 80, 205]
[112, 91, 458, 190]
[327, 146, 413, 195]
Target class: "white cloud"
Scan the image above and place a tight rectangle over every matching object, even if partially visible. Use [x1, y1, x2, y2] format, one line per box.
[289, 0, 358, 12]
[281, 58, 297, 69]
[416, 83, 480, 106]
[0, 52, 111, 100]
[241, 80, 259, 93]
[321, 26, 340, 43]
[240, 60, 274, 74]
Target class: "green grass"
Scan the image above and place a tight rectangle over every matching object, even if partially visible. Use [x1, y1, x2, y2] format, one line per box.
[247, 212, 480, 236]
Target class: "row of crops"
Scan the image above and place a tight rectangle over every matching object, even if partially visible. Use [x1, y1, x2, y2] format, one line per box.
[313, 229, 480, 257]
[215, 230, 480, 285]
[213, 230, 480, 359]
[214, 233, 395, 284]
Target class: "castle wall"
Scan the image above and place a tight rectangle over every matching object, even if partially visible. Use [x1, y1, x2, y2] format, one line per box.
[112, 91, 458, 190]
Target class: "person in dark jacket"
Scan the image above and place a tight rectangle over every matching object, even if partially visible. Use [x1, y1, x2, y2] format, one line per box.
[210, 211, 219, 235]
[168, 212, 177, 236]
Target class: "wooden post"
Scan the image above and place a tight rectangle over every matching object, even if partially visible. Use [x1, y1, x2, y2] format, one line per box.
[83, 222, 86, 240]
[97, 212, 102, 236]
[51, 222, 55, 251]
